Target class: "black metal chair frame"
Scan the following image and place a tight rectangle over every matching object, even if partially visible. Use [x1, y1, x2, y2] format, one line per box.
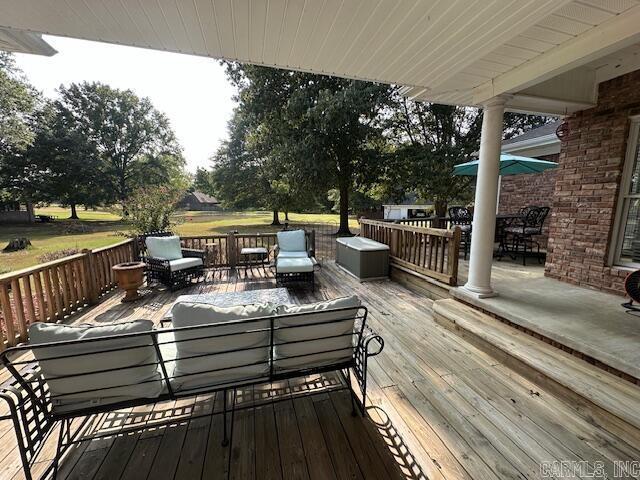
[138, 231, 206, 291]
[0, 306, 383, 480]
[448, 206, 473, 260]
[622, 270, 640, 316]
[505, 206, 550, 266]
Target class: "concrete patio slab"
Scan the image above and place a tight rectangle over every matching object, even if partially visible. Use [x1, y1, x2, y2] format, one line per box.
[455, 260, 640, 380]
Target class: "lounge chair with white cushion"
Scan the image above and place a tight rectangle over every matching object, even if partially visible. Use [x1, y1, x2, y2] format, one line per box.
[274, 229, 319, 288]
[141, 233, 205, 290]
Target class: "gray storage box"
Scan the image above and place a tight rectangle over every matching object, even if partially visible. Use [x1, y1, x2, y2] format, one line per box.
[336, 237, 389, 281]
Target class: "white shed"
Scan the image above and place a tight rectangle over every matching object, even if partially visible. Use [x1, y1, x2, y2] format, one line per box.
[383, 204, 433, 221]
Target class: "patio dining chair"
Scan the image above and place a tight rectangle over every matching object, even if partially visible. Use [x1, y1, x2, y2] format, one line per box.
[448, 206, 473, 260]
[504, 206, 550, 266]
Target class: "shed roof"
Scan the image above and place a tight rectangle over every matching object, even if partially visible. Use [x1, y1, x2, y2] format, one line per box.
[190, 191, 219, 204]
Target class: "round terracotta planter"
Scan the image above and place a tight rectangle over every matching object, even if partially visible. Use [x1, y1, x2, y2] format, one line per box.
[112, 261, 146, 302]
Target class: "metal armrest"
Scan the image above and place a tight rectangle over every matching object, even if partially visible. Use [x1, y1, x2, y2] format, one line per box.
[358, 326, 384, 358]
[351, 325, 384, 417]
[142, 256, 170, 269]
[181, 248, 206, 259]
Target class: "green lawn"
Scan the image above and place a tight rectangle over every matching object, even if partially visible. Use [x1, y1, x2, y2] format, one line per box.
[0, 208, 358, 274]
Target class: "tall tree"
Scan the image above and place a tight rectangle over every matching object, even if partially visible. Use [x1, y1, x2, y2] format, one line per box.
[384, 92, 555, 216]
[26, 102, 105, 218]
[0, 52, 40, 203]
[193, 167, 215, 194]
[211, 100, 309, 225]
[219, 64, 391, 234]
[55, 82, 184, 209]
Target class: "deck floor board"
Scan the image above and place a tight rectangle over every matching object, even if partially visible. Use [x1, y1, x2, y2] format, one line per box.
[1, 263, 640, 480]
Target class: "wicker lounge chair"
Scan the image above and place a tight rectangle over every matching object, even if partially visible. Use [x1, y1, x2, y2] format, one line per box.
[139, 231, 206, 291]
[274, 230, 319, 288]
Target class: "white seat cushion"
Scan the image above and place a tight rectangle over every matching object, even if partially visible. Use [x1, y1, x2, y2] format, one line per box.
[169, 257, 203, 271]
[277, 251, 309, 259]
[169, 302, 275, 392]
[146, 236, 183, 260]
[277, 257, 314, 273]
[29, 321, 163, 413]
[274, 296, 361, 372]
[277, 230, 306, 252]
[240, 247, 268, 255]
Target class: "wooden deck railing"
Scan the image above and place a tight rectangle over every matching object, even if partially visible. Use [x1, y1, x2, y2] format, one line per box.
[0, 239, 135, 349]
[0, 230, 319, 349]
[181, 230, 315, 268]
[360, 219, 460, 286]
[390, 217, 453, 229]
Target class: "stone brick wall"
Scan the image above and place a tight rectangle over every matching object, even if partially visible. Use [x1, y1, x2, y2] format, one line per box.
[498, 154, 559, 249]
[544, 69, 640, 295]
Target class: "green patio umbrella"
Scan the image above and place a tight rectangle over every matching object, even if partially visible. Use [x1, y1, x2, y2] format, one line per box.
[453, 153, 557, 212]
[453, 153, 557, 176]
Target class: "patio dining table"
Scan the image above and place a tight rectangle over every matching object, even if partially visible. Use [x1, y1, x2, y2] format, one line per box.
[494, 214, 523, 257]
[420, 213, 523, 257]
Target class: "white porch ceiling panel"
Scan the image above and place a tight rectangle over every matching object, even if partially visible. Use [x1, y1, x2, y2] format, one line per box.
[1, 0, 639, 109]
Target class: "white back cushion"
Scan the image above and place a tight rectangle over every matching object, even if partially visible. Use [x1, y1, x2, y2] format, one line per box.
[146, 236, 183, 260]
[29, 321, 163, 412]
[169, 302, 275, 391]
[274, 296, 361, 372]
[277, 230, 306, 252]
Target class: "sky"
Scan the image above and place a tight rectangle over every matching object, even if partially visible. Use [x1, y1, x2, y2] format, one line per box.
[15, 36, 237, 173]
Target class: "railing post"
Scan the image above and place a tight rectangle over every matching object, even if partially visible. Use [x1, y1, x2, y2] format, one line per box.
[227, 231, 237, 269]
[448, 227, 461, 286]
[0, 282, 16, 347]
[391, 228, 400, 257]
[309, 229, 316, 258]
[81, 249, 99, 305]
[131, 236, 140, 260]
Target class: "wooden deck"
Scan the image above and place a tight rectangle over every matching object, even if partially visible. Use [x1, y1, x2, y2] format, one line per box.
[2, 262, 640, 480]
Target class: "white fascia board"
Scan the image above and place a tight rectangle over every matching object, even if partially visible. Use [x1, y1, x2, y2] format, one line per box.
[502, 134, 560, 154]
[473, 5, 640, 105]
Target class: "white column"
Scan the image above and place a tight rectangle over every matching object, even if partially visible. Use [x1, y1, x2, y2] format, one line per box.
[463, 96, 507, 298]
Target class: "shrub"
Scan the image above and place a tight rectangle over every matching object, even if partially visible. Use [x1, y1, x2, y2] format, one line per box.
[125, 186, 184, 235]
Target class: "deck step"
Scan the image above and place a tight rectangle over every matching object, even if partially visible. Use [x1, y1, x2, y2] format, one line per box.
[432, 298, 640, 447]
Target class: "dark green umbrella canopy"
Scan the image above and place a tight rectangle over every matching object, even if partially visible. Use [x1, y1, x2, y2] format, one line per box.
[453, 153, 557, 176]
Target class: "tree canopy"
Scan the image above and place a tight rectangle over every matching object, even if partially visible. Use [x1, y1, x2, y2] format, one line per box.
[212, 64, 391, 233]
[53, 82, 185, 209]
[382, 92, 553, 216]
[0, 52, 41, 203]
[0, 73, 188, 218]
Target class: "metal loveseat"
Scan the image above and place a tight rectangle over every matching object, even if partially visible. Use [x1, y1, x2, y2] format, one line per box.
[0, 296, 383, 480]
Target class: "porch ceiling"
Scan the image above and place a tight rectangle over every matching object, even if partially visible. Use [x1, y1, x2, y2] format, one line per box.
[2, 0, 640, 113]
[0, 26, 56, 56]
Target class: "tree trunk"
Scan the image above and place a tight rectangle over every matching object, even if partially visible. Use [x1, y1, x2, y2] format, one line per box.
[434, 200, 447, 228]
[271, 210, 281, 226]
[69, 204, 79, 220]
[337, 182, 352, 235]
[284, 211, 290, 221]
